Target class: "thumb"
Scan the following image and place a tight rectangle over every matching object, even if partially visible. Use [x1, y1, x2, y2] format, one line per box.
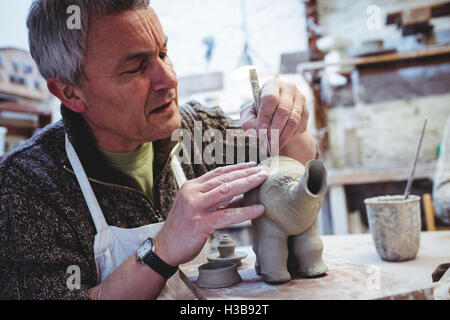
[240, 103, 258, 131]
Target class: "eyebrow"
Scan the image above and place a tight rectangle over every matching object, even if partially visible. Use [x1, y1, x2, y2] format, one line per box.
[116, 36, 168, 67]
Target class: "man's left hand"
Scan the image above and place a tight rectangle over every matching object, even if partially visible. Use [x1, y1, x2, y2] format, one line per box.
[240, 78, 309, 155]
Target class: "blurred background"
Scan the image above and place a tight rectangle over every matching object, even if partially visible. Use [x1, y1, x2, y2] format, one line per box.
[0, 0, 449, 243]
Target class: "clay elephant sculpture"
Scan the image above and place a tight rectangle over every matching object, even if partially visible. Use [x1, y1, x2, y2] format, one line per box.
[244, 156, 328, 284]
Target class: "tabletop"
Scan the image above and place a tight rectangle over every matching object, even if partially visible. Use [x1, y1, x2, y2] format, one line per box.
[179, 231, 450, 300]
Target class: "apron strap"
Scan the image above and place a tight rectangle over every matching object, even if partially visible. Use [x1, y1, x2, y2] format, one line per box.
[170, 155, 187, 189]
[65, 134, 109, 233]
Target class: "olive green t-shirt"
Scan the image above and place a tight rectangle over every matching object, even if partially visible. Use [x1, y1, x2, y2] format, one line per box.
[97, 142, 155, 204]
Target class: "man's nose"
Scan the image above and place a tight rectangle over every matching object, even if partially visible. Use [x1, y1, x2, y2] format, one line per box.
[150, 59, 178, 92]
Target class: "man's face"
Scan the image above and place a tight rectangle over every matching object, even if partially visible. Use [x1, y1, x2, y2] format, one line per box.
[80, 8, 180, 151]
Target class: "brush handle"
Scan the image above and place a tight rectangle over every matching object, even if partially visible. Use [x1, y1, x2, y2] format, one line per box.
[404, 119, 428, 200]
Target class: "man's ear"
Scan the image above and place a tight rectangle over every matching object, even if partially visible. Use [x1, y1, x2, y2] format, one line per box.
[47, 77, 87, 114]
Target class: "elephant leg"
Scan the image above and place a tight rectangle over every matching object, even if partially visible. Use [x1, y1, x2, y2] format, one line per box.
[289, 219, 328, 277]
[253, 217, 290, 284]
[251, 219, 261, 275]
[287, 236, 298, 273]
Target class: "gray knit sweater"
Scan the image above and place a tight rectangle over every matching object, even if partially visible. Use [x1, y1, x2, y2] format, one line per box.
[0, 101, 250, 300]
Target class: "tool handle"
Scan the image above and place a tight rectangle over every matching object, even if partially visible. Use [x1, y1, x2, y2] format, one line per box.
[249, 68, 261, 113]
[249, 68, 271, 155]
[404, 119, 428, 200]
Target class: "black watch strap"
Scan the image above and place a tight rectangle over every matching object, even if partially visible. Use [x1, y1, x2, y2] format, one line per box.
[143, 249, 179, 280]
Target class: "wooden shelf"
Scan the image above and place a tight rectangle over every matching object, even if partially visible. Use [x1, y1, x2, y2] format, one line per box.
[386, 1, 450, 26]
[298, 45, 450, 72]
[328, 161, 436, 186]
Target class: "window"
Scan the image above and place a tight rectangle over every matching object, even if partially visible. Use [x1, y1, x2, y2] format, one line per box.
[12, 61, 20, 72]
[34, 80, 41, 90]
[9, 74, 27, 86]
[0, 56, 4, 68]
[23, 64, 33, 74]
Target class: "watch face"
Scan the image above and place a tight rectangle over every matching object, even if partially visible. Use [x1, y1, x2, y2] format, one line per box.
[137, 239, 152, 259]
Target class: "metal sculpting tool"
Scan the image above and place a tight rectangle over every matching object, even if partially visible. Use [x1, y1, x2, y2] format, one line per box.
[249, 68, 271, 155]
[404, 119, 428, 200]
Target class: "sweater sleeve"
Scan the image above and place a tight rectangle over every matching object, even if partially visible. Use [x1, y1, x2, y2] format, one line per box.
[0, 192, 92, 300]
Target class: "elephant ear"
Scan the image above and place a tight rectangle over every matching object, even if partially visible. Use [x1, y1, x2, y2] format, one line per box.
[261, 174, 307, 235]
[249, 156, 308, 234]
[243, 184, 260, 207]
[242, 157, 280, 207]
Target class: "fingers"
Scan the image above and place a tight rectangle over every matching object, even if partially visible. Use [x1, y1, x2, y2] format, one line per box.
[206, 204, 265, 230]
[242, 80, 308, 139]
[195, 161, 256, 184]
[253, 81, 309, 154]
[226, 194, 244, 208]
[278, 91, 307, 148]
[257, 82, 279, 130]
[209, 194, 244, 212]
[263, 83, 307, 151]
[201, 167, 269, 208]
[269, 87, 293, 131]
[296, 91, 309, 134]
[268, 85, 294, 148]
[199, 165, 267, 193]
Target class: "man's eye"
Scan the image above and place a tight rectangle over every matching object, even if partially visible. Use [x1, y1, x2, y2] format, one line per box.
[159, 51, 168, 60]
[124, 61, 144, 74]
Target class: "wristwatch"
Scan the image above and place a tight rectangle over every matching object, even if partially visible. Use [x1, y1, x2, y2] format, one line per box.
[136, 238, 178, 279]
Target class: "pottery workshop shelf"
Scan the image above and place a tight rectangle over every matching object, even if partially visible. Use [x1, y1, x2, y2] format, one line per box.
[328, 161, 436, 186]
[298, 45, 450, 73]
[179, 231, 450, 300]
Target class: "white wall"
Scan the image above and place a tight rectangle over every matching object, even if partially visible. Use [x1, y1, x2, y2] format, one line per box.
[151, 0, 307, 79]
[0, 1, 309, 118]
[328, 94, 450, 168]
[0, 1, 34, 51]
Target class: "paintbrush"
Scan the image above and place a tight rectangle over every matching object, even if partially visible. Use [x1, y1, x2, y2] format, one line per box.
[249, 68, 271, 155]
[403, 119, 428, 200]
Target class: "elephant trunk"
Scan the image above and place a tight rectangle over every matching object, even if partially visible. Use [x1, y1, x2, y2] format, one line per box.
[287, 160, 328, 215]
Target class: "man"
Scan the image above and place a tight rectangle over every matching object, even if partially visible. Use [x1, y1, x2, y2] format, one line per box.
[433, 115, 450, 225]
[0, 0, 316, 299]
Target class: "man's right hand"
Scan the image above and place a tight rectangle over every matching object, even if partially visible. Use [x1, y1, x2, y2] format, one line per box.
[153, 162, 269, 267]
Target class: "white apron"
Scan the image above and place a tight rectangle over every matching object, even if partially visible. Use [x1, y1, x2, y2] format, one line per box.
[65, 135, 209, 299]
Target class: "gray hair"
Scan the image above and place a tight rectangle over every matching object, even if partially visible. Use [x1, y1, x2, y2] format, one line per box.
[27, 0, 150, 86]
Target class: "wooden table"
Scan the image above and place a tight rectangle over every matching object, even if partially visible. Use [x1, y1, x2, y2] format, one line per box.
[180, 231, 450, 300]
